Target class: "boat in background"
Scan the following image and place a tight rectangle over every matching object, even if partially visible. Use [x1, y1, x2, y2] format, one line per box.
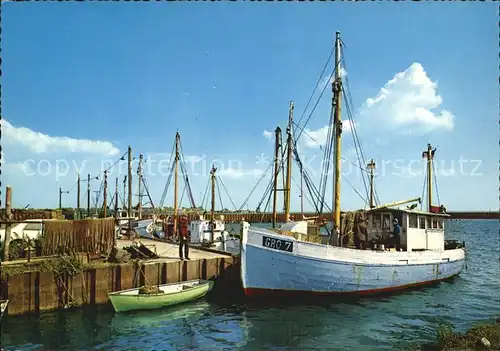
[189, 165, 240, 255]
[108, 279, 214, 313]
[1, 299, 9, 320]
[240, 31, 466, 297]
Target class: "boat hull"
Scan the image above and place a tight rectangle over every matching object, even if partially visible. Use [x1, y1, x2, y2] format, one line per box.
[240, 224, 466, 297]
[108, 279, 214, 313]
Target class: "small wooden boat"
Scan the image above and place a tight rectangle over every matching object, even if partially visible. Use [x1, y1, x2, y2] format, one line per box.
[0, 299, 9, 320]
[108, 279, 214, 313]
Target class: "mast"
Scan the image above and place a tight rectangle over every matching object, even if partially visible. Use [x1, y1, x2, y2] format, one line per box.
[138, 153, 143, 219]
[423, 143, 435, 212]
[300, 168, 304, 218]
[103, 170, 108, 217]
[123, 176, 127, 213]
[127, 146, 132, 218]
[284, 101, 294, 223]
[173, 132, 180, 234]
[367, 159, 376, 209]
[87, 173, 91, 218]
[114, 177, 119, 217]
[332, 31, 343, 245]
[272, 127, 282, 228]
[210, 164, 217, 242]
[59, 187, 62, 210]
[77, 173, 81, 218]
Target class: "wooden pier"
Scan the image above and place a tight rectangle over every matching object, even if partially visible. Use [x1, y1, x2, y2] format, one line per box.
[0, 239, 240, 316]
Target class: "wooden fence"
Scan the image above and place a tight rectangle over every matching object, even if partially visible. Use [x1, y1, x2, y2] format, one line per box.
[41, 218, 115, 256]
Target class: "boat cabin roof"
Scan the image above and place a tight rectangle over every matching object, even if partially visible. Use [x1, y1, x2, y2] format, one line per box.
[368, 207, 450, 218]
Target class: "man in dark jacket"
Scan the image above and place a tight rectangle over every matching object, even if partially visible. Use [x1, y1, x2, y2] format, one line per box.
[178, 214, 190, 260]
[392, 218, 401, 251]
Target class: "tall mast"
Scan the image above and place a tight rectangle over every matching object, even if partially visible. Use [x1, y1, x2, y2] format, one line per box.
[173, 132, 180, 234]
[138, 153, 143, 219]
[423, 143, 435, 212]
[114, 177, 119, 217]
[87, 173, 91, 218]
[210, 164, 217, 242]
[103, 170, 108, 217]
[284, 101, 294, 223]
[300, 168, 304, 218]
[367, 159, 376, 209]
[127, 146, 132, 218]
[77, 173, 81, 218]
[332, 31, 343, 244]
[272, 126, 282, 228]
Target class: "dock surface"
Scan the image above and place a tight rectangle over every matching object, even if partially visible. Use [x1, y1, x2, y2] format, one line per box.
[116, 238, 229, 262]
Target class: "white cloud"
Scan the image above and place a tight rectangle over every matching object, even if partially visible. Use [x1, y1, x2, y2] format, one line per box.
[263, 130, 273, 140]
[302, 120, 355, 149]
[320, 68, 348, 88]
[359, 62, 454, 134]
[218, 167, 264, 179]
[1, 119, 120, 156]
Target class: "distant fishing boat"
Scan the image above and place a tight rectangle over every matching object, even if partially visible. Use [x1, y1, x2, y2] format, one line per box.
[1, 299, 8, 320]
[108, 279, 214, 313]
[240, 31, 466, 297]
[189, 165, 240, 255]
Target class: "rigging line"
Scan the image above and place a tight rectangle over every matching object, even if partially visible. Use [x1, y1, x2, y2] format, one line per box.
[215, 177, 225, 211]
[295, 47, 334, 130]
[159, 161, 176, 208]
[344, 97, 370, 202]
[420, 170, 427, 211]
[342, 174, 369, 207]
[256, 175, 275, 212]
[66, 180, 78, 193]
[294, 51, 342, 143]
[201, 177, 211, 210]
[291, 174, 316, 212]
[431, 159, 441, 206]
[141, 176, 156, 210]
[292, 121, 368, 174]
[178, 142, 197, 208]
[341, 52, 371, 201]
[293, 150, 330, 214]
[217, 176, 238, 211]
[179, 182, 187, 209]
[96, 151, 128, 176]
[238, 161, 274, 211]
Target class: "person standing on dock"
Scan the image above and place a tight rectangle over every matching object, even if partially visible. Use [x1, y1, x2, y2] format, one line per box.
[178, 213, 190, 260]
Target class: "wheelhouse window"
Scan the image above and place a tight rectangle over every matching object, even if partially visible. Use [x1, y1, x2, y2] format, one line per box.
[437, 218, 443, 229]
[432, 217, 438, 229]
[427, 217, 432, 229]
[418, 216, 426, 229]
[382, 214, 391, 229]
[409, 214, 418, 228]
[373, 213, 381, 227]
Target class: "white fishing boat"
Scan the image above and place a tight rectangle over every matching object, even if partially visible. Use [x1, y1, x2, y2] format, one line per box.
[156, 133, 240, 255]
[189, 165, 240, 255]
[240, 32, 466, 297]
[1, 299, 8, 320]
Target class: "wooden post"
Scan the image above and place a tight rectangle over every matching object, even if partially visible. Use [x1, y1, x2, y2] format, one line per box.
[59, 187, 62, 210]
[2, 187, 13, 261]
[138, 154, 143, 219]
[114, 177, 119, 218]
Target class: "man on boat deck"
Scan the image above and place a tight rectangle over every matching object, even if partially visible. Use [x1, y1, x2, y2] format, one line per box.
[392, 218, 401, 251]
[178, 212, 190, 260]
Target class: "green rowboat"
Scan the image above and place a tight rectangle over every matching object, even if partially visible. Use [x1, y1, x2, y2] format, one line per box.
[108, 279, 214, 313]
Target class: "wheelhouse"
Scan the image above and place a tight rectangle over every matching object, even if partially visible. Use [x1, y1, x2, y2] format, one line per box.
[366, 208, 449, 252]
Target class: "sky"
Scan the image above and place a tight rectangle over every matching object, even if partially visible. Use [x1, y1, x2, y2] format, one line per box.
[1, 3, 498, 212]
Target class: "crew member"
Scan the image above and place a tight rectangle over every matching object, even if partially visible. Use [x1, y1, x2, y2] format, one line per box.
[392, 218, 401, 251]
[178, 213, 190, 260]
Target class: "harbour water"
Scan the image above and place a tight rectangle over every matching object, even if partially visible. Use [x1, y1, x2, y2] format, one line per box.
[1, 220, 498, 351]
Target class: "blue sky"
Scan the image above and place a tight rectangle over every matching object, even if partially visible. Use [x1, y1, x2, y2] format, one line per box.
[2, 3, 498, 211]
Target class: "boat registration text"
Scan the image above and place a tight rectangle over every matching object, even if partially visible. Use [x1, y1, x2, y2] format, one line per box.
[262, 236, 293, 252]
